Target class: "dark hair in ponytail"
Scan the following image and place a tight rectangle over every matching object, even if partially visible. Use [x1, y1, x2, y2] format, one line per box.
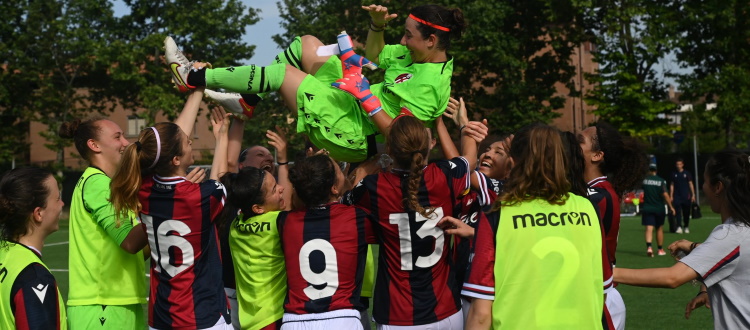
[0, 167, 54, 245]
[560, 131, 588, 197]
[591, 121, 648, 196]
[387, 116, 434, 218]
[409, 5, 466, 50]
[59, 116, 106, 161]
[289, 154, 337, 207]
[221, 167, 268, 221]
[705, 149, 750, 226]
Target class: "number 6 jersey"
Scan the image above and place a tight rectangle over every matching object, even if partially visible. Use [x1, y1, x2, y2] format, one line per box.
[139, 175, 229, 329]
[343, 157, 470, 326]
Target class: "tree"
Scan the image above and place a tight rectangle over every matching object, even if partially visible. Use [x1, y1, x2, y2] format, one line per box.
[673, 0, 750, 148]
[0, 0, 116, 170]
[272, 0, 589, 136]
[583, 0, 678, 138]
[99, 0, 260, 123]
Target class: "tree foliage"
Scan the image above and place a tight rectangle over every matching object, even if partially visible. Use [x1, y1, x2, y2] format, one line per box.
[1, 0, 117, 169]
[0, 0, 260, 168]
[583, 0, 677, 138]
[673, 0, 750, 148]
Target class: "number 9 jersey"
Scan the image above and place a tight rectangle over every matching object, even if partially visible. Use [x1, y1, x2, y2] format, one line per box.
[343, 157, 470, 326]
[139, 175, 230, 329]
[277, 202, 377, 316]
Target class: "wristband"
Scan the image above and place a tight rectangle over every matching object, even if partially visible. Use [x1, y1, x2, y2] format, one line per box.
[370, 20, 386, 32]
[459, 125, 467, 133]
[690, 242, 698, 251]
[277, 161, 289, 166]
[697, 291, 707, 296]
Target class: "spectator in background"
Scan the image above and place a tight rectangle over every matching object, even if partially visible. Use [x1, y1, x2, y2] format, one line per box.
[671, 158, 696, 234]
[642, 163, 675, 257]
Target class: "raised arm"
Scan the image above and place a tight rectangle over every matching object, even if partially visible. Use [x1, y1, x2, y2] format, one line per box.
[267, 127, 293, 210]
[438, 97, 469, 159]
[226, 115, 245, 173]
[460, 119, 488, 172]
[174, 75, 207, 137]
[362, 4, 398, 64]
[209, 107, 230, 181]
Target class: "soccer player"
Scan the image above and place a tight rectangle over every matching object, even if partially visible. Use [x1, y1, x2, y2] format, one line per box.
[463, 124, 604, 329]
[165, 4, 466, 162]
[110, 87, 233, 330]
[436, 97, 510, 322]
[343, 114, 486, 328]
[670, 158, 697, 234]
[578, 121, 648, 330]
[276, 154, 377, 328]
[0, 167, 66, 330]
[642, 163, 675, 257]
[214, 105, 292, 329]
[221, 166, 288, 330]
[58, 117, 153, 329]
[615, 150, 750, 329]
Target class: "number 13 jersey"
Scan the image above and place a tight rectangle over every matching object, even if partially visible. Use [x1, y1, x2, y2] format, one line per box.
[139, 175, 229, 329]
[343, 157, 470, 326]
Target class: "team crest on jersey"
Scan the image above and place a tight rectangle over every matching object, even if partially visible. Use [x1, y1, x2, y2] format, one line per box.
[394, 73, 412, 84]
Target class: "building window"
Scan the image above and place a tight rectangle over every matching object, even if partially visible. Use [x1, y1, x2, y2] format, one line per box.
[127, 116, 146, 137]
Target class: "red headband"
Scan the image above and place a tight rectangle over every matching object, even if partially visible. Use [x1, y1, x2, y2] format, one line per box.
[409, 13, 450, 32]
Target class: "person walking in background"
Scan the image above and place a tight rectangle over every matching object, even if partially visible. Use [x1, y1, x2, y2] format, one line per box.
[642, 163, 675, 257]
[671, 158, 696, 234]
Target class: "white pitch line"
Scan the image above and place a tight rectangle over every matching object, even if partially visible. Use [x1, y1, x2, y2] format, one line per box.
[46, 241, 69, 246]
[50, 269, 69, 272]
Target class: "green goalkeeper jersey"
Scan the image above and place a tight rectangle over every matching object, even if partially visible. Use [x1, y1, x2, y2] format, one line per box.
[67, 167, 147, 306]
[371, 44, 454, 127]
[229, 211, 286, 330]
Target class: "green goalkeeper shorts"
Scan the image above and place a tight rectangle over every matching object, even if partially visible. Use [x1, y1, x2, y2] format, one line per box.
[295, 56, 378, 162]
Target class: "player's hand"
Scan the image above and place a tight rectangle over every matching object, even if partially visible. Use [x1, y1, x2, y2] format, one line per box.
[443, 97, 469, 127]
[210, 106, 230, 139]
[362, 4, 398, 26]
[267, 126, 288, 163]
[669, 206, 676, 216]
[438, 216, 475, 238]
[685, 292, 710, 319]
[463, 120, 489, 144]
[185, 166, 206, 183]
[668, 239, 692, 260]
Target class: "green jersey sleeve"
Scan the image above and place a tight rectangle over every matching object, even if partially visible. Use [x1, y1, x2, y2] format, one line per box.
[82, 174, 135, 246]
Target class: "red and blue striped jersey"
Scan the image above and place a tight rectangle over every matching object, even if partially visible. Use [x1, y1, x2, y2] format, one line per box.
[343, 157, 470, 326]
[587, 176, 620, 266]
[139, 175, 229, 329]
[452, 172, 504, 286]
[277, 202, 377, 314]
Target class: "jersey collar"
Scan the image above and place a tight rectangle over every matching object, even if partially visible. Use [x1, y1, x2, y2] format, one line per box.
[587, 176, 608, 187]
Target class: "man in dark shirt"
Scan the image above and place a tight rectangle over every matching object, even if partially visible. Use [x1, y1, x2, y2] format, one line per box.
[670, 158, 696, 234]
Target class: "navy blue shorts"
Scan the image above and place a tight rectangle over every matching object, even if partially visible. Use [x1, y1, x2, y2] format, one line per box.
[641, 210, 666, 227]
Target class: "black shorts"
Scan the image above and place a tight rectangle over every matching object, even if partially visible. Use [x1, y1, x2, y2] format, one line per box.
[641, 210, 666, 227]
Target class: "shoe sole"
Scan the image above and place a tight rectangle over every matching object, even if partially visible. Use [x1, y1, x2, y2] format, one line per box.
[647, 250, 654, 257]
[164, 36, 192, 92]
